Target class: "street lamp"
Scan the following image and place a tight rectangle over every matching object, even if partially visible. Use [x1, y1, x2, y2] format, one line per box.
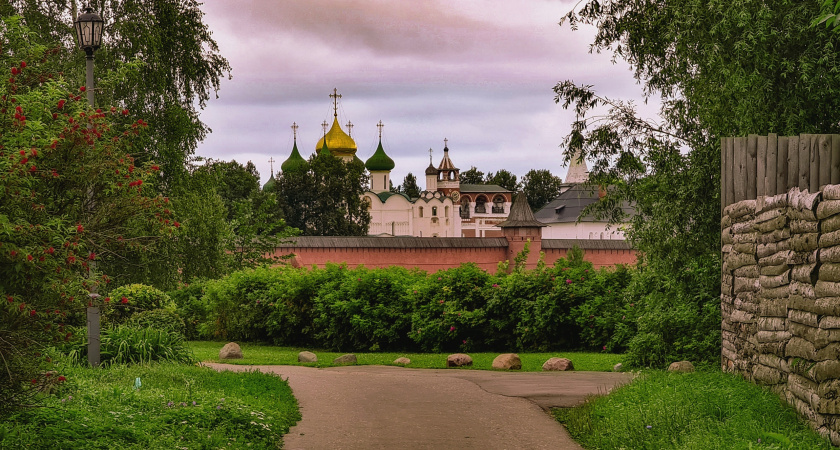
[74, 5, 103, 106]
[75, 5, 104, 367]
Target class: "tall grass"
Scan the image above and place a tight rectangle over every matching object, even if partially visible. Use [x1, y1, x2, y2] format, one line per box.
[65, 326, 195, 366]
[554, 370, 833, 449]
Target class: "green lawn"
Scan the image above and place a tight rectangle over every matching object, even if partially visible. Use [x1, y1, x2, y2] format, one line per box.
[0, 362, 300, 449]
[554, 370, 833, 450]
[189, 341, 623, 372]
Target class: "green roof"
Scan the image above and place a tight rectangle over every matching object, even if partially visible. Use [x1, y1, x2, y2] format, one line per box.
[263, 175, 276, 191]
[365, 140, 395, 171]
[281, 140, 308, 173]
[460, 184, 511, 193]
[371, 191, 410, 203]
[319, 140, 332, 157]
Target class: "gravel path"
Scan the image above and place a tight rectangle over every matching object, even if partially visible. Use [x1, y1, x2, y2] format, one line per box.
[205, 363, 631, 450]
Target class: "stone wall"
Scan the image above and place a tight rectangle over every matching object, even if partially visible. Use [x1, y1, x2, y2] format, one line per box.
[722, 185, 840, 445]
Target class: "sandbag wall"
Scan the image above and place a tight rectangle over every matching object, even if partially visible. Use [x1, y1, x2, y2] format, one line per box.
[722, 186, 840, 445]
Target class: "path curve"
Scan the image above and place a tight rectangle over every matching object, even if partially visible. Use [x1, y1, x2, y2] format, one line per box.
[206, 363, 631, 450]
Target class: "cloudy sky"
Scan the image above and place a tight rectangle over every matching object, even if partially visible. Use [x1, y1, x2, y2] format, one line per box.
[195, 0, 655, 187]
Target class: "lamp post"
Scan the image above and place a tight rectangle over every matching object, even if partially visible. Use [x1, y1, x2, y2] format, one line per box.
[74, 5, 104, 367]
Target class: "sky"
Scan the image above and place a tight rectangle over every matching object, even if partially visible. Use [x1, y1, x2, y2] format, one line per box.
[195, 0, 657, 188]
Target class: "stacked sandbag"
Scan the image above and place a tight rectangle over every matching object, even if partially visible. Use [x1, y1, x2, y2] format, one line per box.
[722, 199, 758, 376]
[721, 209, 736, 371]
[752, 192, 791, 389]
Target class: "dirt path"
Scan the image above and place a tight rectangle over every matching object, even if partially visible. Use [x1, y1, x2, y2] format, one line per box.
[205, 363, 631, 450]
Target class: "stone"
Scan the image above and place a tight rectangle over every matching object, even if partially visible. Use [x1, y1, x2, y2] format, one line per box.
[491, 353, 522, 370]
[298, 351, 317, 363]
[333, 354, 357, 365]
[667, 361, 695, 373]
[446, 353, 473, 367]
[219, 342, 243, 360]
[613, 363, 623, 372]
[542, 357, 574, 371]
[393, 357, 411, 365]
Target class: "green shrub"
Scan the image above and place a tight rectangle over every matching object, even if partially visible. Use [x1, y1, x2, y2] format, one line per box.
[312, 265, 415, 351]
[64, 325, 194, 366]
[169, 281, 212, 340]
[104, 284, 174, 325]
[128, 309, 186, 336]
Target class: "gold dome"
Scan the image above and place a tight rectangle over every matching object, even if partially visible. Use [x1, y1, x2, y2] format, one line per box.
[316, 118, 357, 158]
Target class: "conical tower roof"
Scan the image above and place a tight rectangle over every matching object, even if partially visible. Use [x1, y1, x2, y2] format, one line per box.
[438, 145, 458, 171]
[319, 139, 332, 157]
[281, 140, 308, 173]
[498, 194, 546, 228]
[365, 139, 395, 171]
[565, 149, 589, 184]
[316, 117, 356, 158]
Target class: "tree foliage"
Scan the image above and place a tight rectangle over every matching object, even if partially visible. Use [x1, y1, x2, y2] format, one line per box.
[394, 172, 421, 198]
[459, 166, 484, 185]
[274, 153, 370, 236]
[521, 169, 562, 212]
[557, 0, 840, 365]
[485, 169, 519, 192]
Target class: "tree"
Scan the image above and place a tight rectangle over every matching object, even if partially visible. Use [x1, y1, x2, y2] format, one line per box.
[274, 153, 370, 236]
[4, 0, 232, 187]
[396, 172, 421, 198]
[558, 1, 840, 366]
[0, 18, 175, 411]
[521, 169, 562, 212]
[485, 169, 519, 192]
[459, 166, 484, 185]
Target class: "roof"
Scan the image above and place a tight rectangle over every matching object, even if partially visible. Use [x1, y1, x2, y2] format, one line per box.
[534, 184, 634, 224]
[438, 147, 458, 171]
[460, 184, 511, 193]
[425, 163, 438, 175]
[315, 117, 357, 157]
[263, 175, 276, 191]
[281, 140, 308, 173]
[498, 194, 546, 228]
[276, 236, 509, 248]
[365, 140, 395, 171]
[564, 149, 589, 184]
[542, 239, 633, 250]
[370, 191, 410, 203]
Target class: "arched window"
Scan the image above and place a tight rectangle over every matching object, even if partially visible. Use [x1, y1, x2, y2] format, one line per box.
[475, 196, 487, 214]
[492, 195, 505, 214]
[432, 206, 438, 216]
[419, 206, 424, 218]
[445, 206, 449, 217]
[460, 197, 470, 219]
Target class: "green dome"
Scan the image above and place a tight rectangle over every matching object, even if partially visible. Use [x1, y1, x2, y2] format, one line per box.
[365, 140, 395, 171]
[281, 140, 308, 173]
[263, 174, 276, 191]
[318, 139, 333, 157]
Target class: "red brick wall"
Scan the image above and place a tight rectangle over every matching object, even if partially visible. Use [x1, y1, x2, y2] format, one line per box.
[542, 247, 637, 268]
[276, 246, 509, 272]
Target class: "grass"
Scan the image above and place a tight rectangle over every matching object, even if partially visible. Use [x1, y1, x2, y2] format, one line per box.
[553, 370, 833, 450]
[0, 362, 300, 449]
[189, 341, 623, 372]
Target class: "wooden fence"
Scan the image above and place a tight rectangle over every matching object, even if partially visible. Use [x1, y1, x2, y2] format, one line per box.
[721, 134, 840, 211]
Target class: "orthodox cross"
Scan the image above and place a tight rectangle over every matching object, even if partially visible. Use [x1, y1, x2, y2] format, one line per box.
[291, 122, 299, 140]
[429, 148, 433, 165]
[444, 137, 448, 148]
[377, 120, 384, 139]
[268, 157, 275, 176]
[329, 88, 341, 118]
[346, 121, 353, 137]
[321, 120, 329, 136]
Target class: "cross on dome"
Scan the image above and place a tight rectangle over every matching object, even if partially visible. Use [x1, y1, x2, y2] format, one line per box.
[377, 120, 384, 139]
[291, 122, 299, 140]
[444, 138, 448, 148]
[268, 157, 275, 175]
[346, 121, 353, 137]
[321, 120, 329, 136]
[329, 88, 342, 118]
[429, 148, 433, 164]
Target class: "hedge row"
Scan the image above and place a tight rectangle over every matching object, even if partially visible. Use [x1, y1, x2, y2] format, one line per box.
[168, 251, 637, 353]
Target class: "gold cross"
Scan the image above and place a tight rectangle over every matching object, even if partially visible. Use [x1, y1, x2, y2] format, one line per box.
[321, 120, 329, 136]
[329, 88, 342, 118]
[377, 120, 384, 139]
[444, 138, 448, 148]
[268, 157, 275, 175]
[346, 121, 353, 137]
[291, 122, 299, 140]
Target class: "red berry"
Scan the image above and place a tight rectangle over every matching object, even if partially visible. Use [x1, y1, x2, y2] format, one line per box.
[79, 86, 86, 92]
[19, 61, 25, 68]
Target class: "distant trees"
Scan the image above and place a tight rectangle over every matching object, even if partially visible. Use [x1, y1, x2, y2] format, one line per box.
[521, 169, 563, 211]
[393, 172, 421, 198]
[485, 169, 519, 192]
[273, 153, 370, 236]
[459, 166, 485, 184]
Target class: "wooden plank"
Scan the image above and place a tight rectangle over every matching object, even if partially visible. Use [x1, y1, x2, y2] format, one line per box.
[833, 135, 840, 185]
[734, 137, 747, 202]
[796, 134, 808, 190]
[721, 137, 727, 213]
[725, 136, 735, 207]
[810, 134, 821, 192]
[747, 134, 758, 200]
[820, 134, 832, 189]
[788, 136, 798, 190]
[757, 134, 767, 198]
[767, 133, 777, 196]
[778, 135, 788, 193]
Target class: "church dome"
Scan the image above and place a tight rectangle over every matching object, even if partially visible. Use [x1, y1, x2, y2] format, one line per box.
[316, 118, 357, 158]
[281, 140, 308, 173]
[425, 163, 438, 176]
[263, 175, 276, 191]
[365, 140, 395, 171]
